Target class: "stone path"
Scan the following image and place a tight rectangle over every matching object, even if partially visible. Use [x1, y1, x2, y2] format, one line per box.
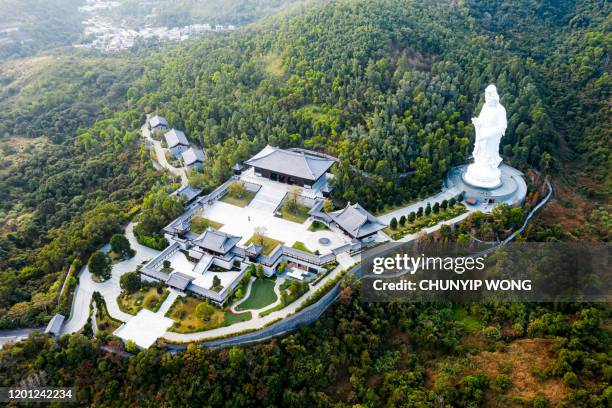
[229, 278, 285, 318]
[61, 223, 160, 334]
[254, 278, 284, 318]
[141, 124, 188, 186]
[228, 277, 256, 314]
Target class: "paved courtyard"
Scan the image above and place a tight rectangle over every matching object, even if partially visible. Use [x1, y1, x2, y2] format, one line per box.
[203, 199, 350, 254]
[114, 309, 174, 349]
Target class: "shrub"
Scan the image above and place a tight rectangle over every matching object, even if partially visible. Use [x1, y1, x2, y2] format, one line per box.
[390, 217, 398, 230]
[120, 271, 141, 293]
[563, 371, 579, 387]
[125, 340, 138, 353]
[492, 374, 513, 392]
[89, 251, 111, 280]
[399, 215, 406, 226]
[531, 395, 549, 408]
[110, 234, 134, 258]
[144, 293, 158, 309]
[195, 302, 215, 321]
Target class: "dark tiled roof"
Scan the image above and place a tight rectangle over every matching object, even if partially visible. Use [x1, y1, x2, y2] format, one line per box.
[245, 145, 335, 181]
[193, 229, 241, 255]
[166, 272, 194, 291]
[328, 203, 386, 239]
[149, 115, 168, 128]
[164, 129, 189, 148]
[181, 147, 205, 166]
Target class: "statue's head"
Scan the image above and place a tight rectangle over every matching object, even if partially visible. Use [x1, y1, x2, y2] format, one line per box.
[485, 84, 499, 107]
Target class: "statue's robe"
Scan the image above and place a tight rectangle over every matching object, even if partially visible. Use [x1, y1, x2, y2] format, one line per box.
[472, 102, 507, 169]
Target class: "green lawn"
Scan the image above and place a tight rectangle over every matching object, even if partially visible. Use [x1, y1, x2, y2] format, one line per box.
[224, 311, 252, 325]
[190, 216, 223, 233]
[245, 235, 284, 255]
[308, 220, 330, 231]
[292, 241, 313, 254]
[220, 190, 257, 207]
[277, 202, 310, 223]
[236, 279, 278, 311]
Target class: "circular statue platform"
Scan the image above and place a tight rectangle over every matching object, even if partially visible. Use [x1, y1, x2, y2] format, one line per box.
[445, 164, 527, 212]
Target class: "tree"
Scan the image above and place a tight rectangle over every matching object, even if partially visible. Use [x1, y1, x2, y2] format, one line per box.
[120, 271, 141, 293]
[212, 275, 221, 288]
[441, 199, 448, 210]
[163, 260, 171, 270]
[408, 212, 416, 222]
[256, 264, 264, 279]
[425, 203, 431, 216]
[323, 199, 333, 213]
[253, 226, 267, 246]
[228, 181, 247, 198]
[390, 217, 398, 230]
[417, 207, 423, 217]
[433, 202, 440, 213]
[195, 302, 215, 321]
[284, 186, 302, 213]
[89, 251, 111, 280]
[449, 197, 457, 207]
[399, 215, 406, 226]
[125, 340, 138, 353]
[110, 234, 134, 258]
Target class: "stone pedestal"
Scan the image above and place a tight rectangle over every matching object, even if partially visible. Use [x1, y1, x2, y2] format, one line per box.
[445, 164, 527, 213]
[463, 162, 502, 189]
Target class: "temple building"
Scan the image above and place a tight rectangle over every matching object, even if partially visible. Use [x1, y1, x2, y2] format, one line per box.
[244, 145, 335, 189]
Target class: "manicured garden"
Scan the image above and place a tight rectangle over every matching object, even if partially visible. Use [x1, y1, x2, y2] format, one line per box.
[385, 198, 466, 240]
[259, 279, 309, 317]
[236, 279, 277, 311]
[292, 241, 314, 253]
[190, 216, 223, 233]
[166, 295, 251, 333]
[307, 220, 330, 231]
[220, 181, 257, 207]
[245, 234, 284, 255]
[277, 201, 310, 223]
[117, 286, 170, 315]
[90, 292, 122, 336]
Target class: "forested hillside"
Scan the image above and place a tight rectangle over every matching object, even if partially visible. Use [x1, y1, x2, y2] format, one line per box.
[0, 0, 609, 405]
[0, 0, 84, 60]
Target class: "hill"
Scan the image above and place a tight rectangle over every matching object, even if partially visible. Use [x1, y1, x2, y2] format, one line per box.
[0, 1, 609, 405]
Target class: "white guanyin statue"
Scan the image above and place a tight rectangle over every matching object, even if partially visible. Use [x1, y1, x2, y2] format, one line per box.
[463, 84, 507, 188]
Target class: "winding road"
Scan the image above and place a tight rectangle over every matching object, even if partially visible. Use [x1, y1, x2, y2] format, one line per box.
[61, 223, 160, 334]
[141, 125, 188, 186]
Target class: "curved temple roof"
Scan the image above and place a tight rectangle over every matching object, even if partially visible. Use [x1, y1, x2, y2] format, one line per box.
[245, 145, 335, 181]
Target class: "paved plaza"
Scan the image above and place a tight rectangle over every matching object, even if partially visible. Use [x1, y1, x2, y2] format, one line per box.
[204, 199, 350, 254]
[114, 309, 174, 349]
